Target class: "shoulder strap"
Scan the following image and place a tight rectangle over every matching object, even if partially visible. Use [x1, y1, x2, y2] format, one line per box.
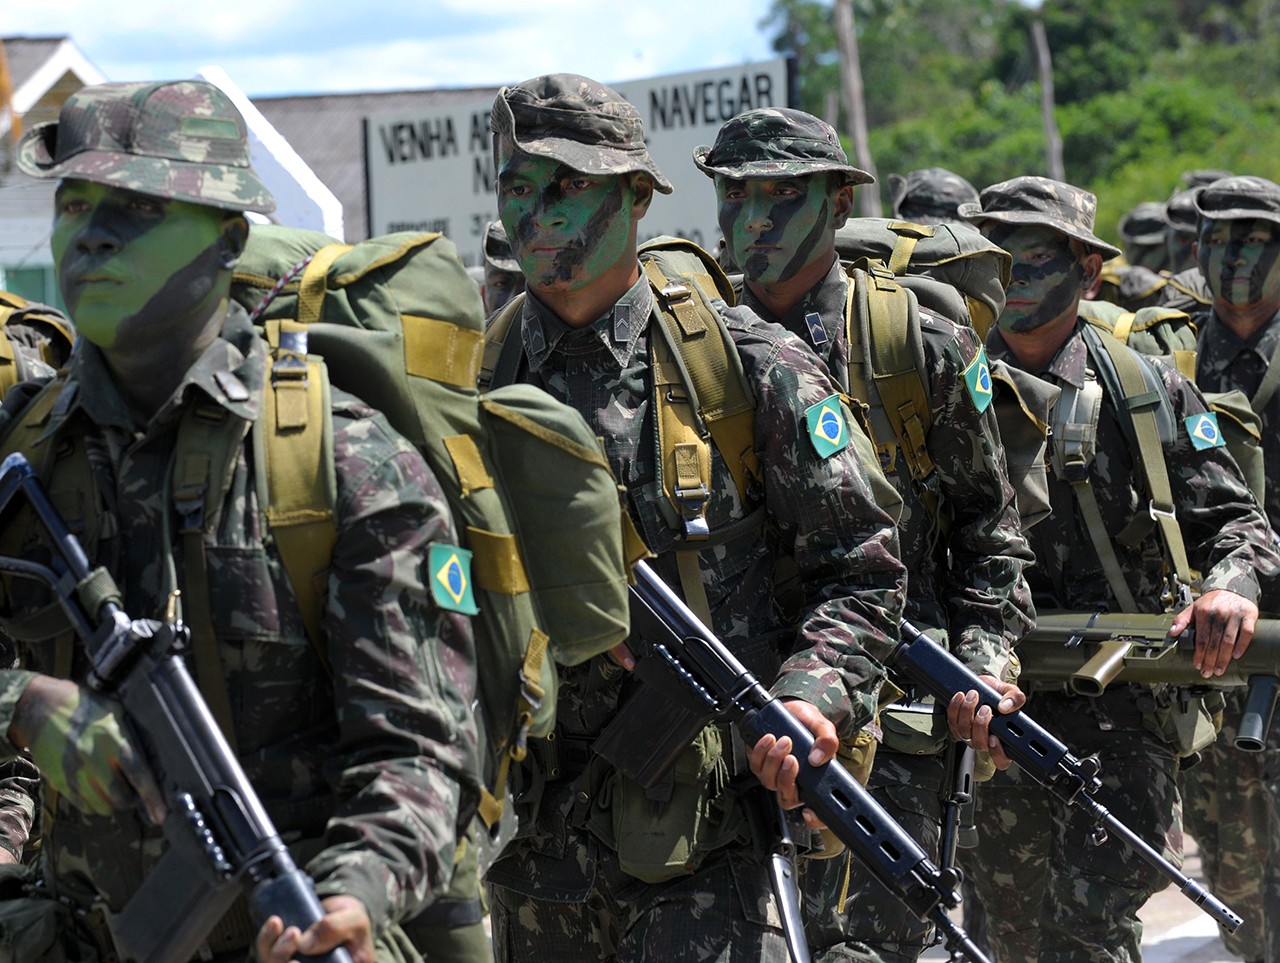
[1249, 334, 1280, 413]
[479, 293, 527, 390]
[885, 220, 935, 275]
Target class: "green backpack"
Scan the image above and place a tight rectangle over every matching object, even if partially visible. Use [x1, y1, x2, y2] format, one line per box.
[229, 226, 637, 837]
[0, 291, 76, 394]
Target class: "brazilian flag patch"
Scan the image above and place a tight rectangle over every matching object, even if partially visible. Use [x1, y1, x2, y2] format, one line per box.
[1185, 412, 1225, 451]
[963, 346, 994, 414]
[806, 395, 850, 459]
[427, 543, 479, 614]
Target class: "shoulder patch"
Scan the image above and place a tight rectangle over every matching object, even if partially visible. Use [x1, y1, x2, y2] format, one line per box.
[427, 543, 479, 614]
[805, 395, 850, 459]
[1185, 411, 1225, 451]
[963, 346, 994, 414]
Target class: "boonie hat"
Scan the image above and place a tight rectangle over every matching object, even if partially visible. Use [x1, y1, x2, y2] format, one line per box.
[959, 175, 1121, 260]
[482, 219, 520, 273]
[888, 167, 978, 225]
[18, 80, 275, 214]
[693, 108, 874, 186]
[490, 74, 672, 194]
[1192, 175, 1280, 227]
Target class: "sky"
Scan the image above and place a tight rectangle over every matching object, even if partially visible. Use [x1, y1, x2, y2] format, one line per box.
[8, 0, 783, 98]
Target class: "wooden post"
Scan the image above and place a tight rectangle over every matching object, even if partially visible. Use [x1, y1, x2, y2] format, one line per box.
[834, 0, 881, 216]
[1030, 17, 1065, 181]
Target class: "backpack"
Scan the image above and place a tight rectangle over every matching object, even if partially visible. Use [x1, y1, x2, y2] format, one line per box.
[226, 226, 638, 839]
[834, 218, 1013, 338]
[1077, 298, 1265, 506]
[0, 291, 75, 394]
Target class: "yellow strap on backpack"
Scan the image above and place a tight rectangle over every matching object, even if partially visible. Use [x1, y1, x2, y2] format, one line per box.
[885, 220, 935, 275]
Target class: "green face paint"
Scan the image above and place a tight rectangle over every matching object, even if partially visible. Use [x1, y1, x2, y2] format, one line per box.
[1197, 217, 1280, 308]
[51, 180, 228, 350]
[987, 224, 1085, 334]
[495, 143, 638, 294]
[716, 175, 836, 285]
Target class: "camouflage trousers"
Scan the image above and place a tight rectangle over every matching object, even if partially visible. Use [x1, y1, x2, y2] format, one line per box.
[1180, 687, 1280, 963]
[800, 750, 949, 963]
[967, 688, 1182, 963]
[487, 832, 789, 963]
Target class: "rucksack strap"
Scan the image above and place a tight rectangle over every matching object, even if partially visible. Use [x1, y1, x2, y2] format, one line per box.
[296, 243, 353, 326]
[1249, 335, 1280, 413]
[885, 220, 935, 275]
[479, 294, 526, 391]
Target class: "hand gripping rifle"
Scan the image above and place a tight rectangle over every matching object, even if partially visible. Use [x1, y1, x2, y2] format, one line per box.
[1014, 610, 1280, 751]
[0, 453, 351, 963]
[893, 617, 1242, 934]
[592, 561, 992, 963]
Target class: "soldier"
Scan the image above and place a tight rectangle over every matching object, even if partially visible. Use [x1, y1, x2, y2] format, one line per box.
[480, 74, 909, 962]
[886, 166, 980, 227]
[695, 107, 1034, 963]
[478, 219, 524, 316]
[1094, 201, 1171, 310]
[960, 175, 1278, 963]
[0, 80, 480, 962]
[1157, 187, 1216, 313]
[1180, 173, 1280, 963]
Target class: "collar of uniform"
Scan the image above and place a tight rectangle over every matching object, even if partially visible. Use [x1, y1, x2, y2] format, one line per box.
[1204, 306, 1280, 359]
[741, 259, 847, 347]
[66, 303, 265, 432]
[985, 321, 1088, 389]
[521, 269, 652, 373]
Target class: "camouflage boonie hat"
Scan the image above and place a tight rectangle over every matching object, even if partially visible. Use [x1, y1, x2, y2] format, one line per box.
[17, 80, 275, 214]
[887, 167, 979, 224]
[1163, 188, 1200, 236]
[1193, 175, 1280, 227]
[959, 175, 1121, 260]
[1182, 168, 1234, 189]
[490, 74, 672, 194]
[482, 219, 520, 272]
[693, 108, 874, 186]
[1117, 202, 1169, 246]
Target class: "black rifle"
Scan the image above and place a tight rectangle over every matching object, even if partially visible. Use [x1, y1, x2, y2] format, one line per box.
[593, 561, 991, 963]
[1015, 610, 1280, 750]
[892, 618, 1242, 934]
[0, 453, 350, 963]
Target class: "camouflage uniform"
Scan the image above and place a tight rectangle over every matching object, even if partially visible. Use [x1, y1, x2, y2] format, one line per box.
[1181, 174, 1280, 963]
[482, 76, 906, 963]
[962, 175, 1279, 963]
[0, 80, 481, 962]
[697, 108, 1034, 963]
[886, 167, 980, 228]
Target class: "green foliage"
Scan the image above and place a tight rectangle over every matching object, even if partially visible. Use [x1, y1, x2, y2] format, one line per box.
[764, 0, 1280, 216]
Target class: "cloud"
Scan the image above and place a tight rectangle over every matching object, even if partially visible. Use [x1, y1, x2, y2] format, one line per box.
[8, 0, 781, 96]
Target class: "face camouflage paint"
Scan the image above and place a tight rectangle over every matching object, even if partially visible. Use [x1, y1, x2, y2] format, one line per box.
[495, 143, 638, 294]
[716, 175, 837, 285]
[1198, 217, 1280, 308]
[52, 181, 228, 350]
[987, 223, 1085, 334]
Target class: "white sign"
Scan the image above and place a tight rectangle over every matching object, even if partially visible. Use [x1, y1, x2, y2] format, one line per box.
[364, 58, 791, 265]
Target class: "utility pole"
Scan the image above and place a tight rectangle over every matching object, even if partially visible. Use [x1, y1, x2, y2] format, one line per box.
[1030, 16, 1065, 181]
[833, 0, 881, 216]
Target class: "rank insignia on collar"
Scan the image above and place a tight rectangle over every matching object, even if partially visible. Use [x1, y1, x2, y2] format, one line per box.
[427, 543, 479, 614]
[806, 395, 850, 458]
[1185, 412, 1225, 451]
[963, 347, 994, 414]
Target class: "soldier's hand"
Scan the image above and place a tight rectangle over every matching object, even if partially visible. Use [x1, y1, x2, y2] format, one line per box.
[747, 699, 837, 828]
[8, 675, 166, 825]
[1173, 588, 1258, 678]
[256, 895, 374, 963]
[947, 676, 1025, 770]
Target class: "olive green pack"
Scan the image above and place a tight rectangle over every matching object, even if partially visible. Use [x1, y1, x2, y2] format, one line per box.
[0, 292, 75, 395]
[225, 226, 636, 838]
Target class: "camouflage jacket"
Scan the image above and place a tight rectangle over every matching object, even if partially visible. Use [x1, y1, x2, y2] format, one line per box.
[988, 319, 1277, 612]
[0, 305, 480, 928]
[742, 261, 1034, 681]
[1195, 307, 1280, 531]
[500, 271, 905, 746]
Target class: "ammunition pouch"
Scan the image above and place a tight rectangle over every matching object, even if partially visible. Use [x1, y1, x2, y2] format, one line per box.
[1138, 686, 1225, 763]
[0, 866, 103, 963]
[879, 700, 949, 757]
[590, 724, 747, 884]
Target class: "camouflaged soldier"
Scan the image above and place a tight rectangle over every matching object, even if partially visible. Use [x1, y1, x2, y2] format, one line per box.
[479, 218, 525, 316]
[0, 80, 481, 963]
[696, 107, 1034, 963]
[480, 74, 908, 963]
[886, 166, 979, 228]
[1093, 201, 1172, 310]
[1180, 173, 1280, 963]
[960, 175, 1279, 963]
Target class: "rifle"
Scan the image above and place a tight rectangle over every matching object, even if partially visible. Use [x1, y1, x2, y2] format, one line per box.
[0, 453, 350, 963]
[1016, 610, 1280, 750]
[892, 618, 1242, 934]
[592, 560, 992, 963]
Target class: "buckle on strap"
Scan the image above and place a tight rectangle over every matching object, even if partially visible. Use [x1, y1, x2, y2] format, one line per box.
[1148, 499, 1176, 522]
[676, 484, 711, 539]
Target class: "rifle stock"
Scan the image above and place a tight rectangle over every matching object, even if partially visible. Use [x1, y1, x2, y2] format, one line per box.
[1017, 610, 1280, 749]
[594, 561, 992, 963]
[0, 453, 350, 963]
[892, 618, 1242, 934]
